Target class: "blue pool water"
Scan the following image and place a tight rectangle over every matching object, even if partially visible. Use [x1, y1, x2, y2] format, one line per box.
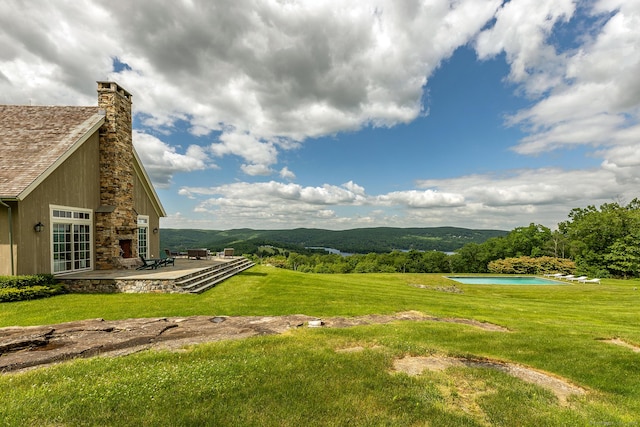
[447, 276, 565, 285]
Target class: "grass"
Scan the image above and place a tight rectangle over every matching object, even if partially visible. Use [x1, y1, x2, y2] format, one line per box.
[1, 266, 640, 426]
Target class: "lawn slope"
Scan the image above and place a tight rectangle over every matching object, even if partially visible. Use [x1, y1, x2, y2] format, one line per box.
[1, 266, 639, 426]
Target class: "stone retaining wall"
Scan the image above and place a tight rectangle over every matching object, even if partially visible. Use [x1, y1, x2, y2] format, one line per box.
[61, 278, 186, 294]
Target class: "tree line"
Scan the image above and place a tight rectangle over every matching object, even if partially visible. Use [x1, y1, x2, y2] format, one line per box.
[161, 226, 507, 255]
[255, 199, 640, 279]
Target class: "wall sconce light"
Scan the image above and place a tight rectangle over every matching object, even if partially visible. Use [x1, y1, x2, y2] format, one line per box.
[34, 222, 45, 232]
[153, 227, 159, 234]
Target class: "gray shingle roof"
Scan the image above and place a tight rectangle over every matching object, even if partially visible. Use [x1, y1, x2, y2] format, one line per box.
[0, 105, 105, 198]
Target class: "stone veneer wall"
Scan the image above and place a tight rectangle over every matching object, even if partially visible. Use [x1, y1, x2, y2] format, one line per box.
[60, 278, 186, 294]
[94, 82, 138, 270]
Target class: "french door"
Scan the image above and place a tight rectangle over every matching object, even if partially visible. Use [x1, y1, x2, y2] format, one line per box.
[51, 206, 92, 274]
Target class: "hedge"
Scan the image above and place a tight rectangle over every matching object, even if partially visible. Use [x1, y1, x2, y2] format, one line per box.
[0, 274, 66, 302]
[488, 256, 576, 275]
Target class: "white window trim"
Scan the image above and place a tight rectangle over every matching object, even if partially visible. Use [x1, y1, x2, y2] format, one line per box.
[137, 215, 150, 259]
[50, 205, 93, 275]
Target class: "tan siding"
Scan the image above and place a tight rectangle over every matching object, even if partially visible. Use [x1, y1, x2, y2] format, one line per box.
[0, 202, 17, 275]
[16, 132, 101, 274]
[134, 172, 161, 258]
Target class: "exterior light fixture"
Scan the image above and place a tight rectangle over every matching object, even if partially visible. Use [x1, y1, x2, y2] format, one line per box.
[34, 222, 45, 232]
[153, 227, 159, 234]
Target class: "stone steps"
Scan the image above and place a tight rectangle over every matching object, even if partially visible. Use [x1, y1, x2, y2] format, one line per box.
[175, 257, 255, 293]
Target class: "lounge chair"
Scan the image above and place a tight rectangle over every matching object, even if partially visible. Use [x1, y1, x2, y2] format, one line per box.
[188, 248, 209, 259]
[159, 249, 176, 267]
[567, 276, 588, 282]
[578, 278, 601, 284]
[136, 255, 161, 270]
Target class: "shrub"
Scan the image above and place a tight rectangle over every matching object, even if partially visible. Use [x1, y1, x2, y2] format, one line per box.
[0, 274, 65, 302]
[488, 256, 576, 275]
[0, 274, 56, 289]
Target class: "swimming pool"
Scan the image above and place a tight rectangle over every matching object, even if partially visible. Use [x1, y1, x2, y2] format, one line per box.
[447, 276, 565, 285]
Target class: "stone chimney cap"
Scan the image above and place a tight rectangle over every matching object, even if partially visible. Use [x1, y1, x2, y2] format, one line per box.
[97, 81, 132, 100]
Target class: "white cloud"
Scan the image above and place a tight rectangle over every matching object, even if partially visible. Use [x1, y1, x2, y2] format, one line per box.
[133, 131, 212, 188]
[241, 163, 274, 176]
[600, 141, 640, 185]
[179, 174, 619, 230]
[484, 1, 640, 163]
[476, 0, 576, 94]
[2, 0, 639, 230]
[376, 190, 465, 208]
[412, 165, 634, 229]
[0, 0, 503, 176]
[279, 167, 296, 180]
[209, 132, 277, 165]
[0, 1, 116, 105]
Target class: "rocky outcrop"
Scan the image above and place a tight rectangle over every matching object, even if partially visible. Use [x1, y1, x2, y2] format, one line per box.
[0, 311, 508, 373]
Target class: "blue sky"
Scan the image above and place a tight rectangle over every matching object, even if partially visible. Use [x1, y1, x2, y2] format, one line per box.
[1, 0, 638, 231]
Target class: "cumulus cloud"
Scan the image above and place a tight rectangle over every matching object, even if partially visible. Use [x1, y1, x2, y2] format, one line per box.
[376, 190, 465, 208]
[411, 165, 633, 228]
[179, 181, 371, 228]
[0, 0, 502, 176]
[0, 1, 115, 105]
[279, 167, 296, 180]
[132, 131, 212, 188]
[2, 0, 640, 230]
[476, 0, 576, 95]
[600, 141, 640, 185]
[176, 167, 624, 230]
[482, 0, 640, 163]
[417, 168, 620, 206]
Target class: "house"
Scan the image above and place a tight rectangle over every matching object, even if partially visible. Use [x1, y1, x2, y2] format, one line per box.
[0, 82, 166, 276]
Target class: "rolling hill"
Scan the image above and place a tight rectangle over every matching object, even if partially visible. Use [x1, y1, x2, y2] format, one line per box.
[160, 227, 507, 255]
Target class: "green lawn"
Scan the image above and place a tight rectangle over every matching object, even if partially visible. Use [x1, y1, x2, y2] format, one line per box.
[1, 266, 639, 426]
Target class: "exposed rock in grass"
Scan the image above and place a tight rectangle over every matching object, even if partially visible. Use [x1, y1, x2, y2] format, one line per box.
[322, 310, 509, 332]
[392, 355, 586, 406]
[0, 311, 507, 373]
[600, 338, 640, 353]
[409, 283, 463, 293]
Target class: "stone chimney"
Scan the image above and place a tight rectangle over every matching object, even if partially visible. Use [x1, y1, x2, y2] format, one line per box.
[94, 81, 137, 270]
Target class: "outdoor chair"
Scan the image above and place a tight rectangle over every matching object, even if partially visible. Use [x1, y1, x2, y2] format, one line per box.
[188, 249, 209, 259]
[137, 255, 161, 270]
[544, 273, 563, 278]
[160, 249, 176, 267]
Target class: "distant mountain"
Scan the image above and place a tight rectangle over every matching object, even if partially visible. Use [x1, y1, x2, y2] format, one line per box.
[160, 227, 508, 255]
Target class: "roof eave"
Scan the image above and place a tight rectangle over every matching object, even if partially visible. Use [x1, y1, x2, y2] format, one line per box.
[132, 147, 167, 217]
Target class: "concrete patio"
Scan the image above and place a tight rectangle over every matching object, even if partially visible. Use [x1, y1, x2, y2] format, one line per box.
[57, 256, 255, 294]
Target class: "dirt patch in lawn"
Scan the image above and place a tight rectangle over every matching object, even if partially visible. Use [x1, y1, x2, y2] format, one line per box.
[601, 338, 640, 353]
[322, 310, 510, 332]
[0, 311, 507, 373]
[392, 355, 586, 406]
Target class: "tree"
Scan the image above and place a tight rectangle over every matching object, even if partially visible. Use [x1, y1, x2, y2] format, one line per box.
[503, 223, 552, 257]
[547, 230, 568, 258]
[423, 251, 451, 273]
[559, 199, 640, 277]
[605, 234, 640, 278]
[451, 243, 490, 273]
